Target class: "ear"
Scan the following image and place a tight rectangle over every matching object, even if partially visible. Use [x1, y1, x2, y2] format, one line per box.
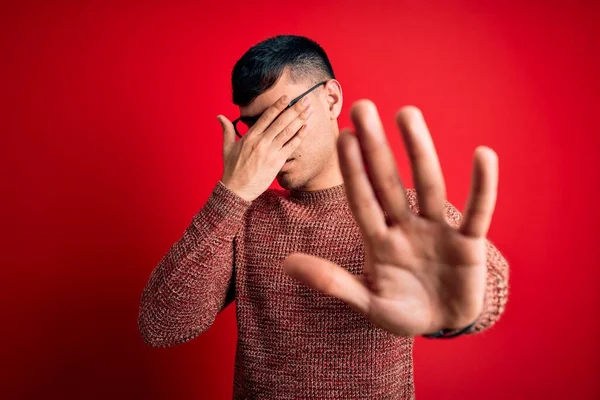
[324, 79, 343, 120]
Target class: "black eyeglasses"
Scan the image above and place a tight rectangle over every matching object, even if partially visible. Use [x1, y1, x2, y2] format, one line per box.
[232, 80, 327, 138]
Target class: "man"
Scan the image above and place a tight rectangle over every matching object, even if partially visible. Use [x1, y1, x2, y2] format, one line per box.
[138, 35, 509, 399]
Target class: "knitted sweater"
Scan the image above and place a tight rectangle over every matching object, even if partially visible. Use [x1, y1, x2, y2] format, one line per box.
[138, 181, 509, 399]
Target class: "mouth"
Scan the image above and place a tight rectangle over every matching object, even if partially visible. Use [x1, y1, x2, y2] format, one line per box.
[279, 158, 294, 173]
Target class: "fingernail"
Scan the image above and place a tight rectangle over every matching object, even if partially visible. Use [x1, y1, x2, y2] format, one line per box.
[302, 96, 311, 105]
[281, 95, 289, 103]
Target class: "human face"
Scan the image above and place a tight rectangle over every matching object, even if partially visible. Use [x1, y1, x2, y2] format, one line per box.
[237, 69, 343, 191]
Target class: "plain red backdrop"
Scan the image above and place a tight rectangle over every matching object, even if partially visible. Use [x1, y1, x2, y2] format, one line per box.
[1, 1, 599, 399]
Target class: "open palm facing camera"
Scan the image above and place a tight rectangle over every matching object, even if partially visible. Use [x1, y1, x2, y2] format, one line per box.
[283, 101, 499, 336]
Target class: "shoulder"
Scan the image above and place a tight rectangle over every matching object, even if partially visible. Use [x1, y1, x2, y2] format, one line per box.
[403, 188, 463, 227]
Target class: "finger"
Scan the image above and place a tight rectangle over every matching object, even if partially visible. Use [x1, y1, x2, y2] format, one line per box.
[350, 100, 410, 225]
[283, 253, 372, 316]
[217, 115, 236, 157]
[246, 94, 291, 138]
[272, 103, 313, 150]
[264, 96, 312, 143]
[279, 123, 310, 159]
[460, 146, 498, 237]
[395, 106, 447, 221]
[338, 128, 387, 238]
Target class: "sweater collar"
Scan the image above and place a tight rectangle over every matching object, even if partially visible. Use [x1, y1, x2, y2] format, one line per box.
[288, 183, 346, 204]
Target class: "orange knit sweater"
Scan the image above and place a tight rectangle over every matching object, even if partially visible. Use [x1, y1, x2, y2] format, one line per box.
[138, 181, 509, 399]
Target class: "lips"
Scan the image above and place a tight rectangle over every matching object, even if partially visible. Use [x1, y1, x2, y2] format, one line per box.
[280, 158, 294, 172]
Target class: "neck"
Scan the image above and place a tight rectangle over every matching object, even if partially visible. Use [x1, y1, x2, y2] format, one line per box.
[304, 168, 343, 191]
[298, 155, 344, 192]
[288, 158, 346, 204]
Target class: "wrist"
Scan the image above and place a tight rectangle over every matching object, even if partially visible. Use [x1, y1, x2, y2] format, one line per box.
[422, 320, 477, 339]
[219, 179, 255, 202]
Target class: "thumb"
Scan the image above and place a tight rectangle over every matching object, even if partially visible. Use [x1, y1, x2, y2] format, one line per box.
[217, 115, 235, 154]
[283, 253, 372, 316]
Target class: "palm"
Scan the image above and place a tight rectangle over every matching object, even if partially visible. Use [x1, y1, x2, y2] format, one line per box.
[283, 101, 498, 336]
[358, 213, 486, 335]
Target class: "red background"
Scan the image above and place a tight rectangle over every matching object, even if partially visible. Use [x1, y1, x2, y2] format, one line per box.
[2, 1, 599, 399]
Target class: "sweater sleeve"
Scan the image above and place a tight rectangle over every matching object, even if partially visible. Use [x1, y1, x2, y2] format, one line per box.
[405, 189, 510, 335]
[138, 181, 252, 347]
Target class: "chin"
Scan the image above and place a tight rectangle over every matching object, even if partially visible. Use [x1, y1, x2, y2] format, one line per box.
[276, 173, 304, 191]
[276, 175, 295, 190]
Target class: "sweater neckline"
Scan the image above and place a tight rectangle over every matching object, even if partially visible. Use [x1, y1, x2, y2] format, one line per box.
[288, 183, 346, 204]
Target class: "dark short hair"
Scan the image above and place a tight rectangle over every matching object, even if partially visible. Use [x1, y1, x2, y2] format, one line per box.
[232, 35, 335, 106]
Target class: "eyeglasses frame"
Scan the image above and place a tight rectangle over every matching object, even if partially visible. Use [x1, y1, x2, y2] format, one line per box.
[232, 80, 328, 139]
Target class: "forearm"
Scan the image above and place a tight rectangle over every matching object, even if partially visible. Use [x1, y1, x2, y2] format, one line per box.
[437, 197, 510, 336]
[468, 238, 510, 334]
[138, 181, 251, 347]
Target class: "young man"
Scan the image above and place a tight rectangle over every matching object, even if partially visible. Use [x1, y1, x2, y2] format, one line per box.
[138, 35, 509, 399]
